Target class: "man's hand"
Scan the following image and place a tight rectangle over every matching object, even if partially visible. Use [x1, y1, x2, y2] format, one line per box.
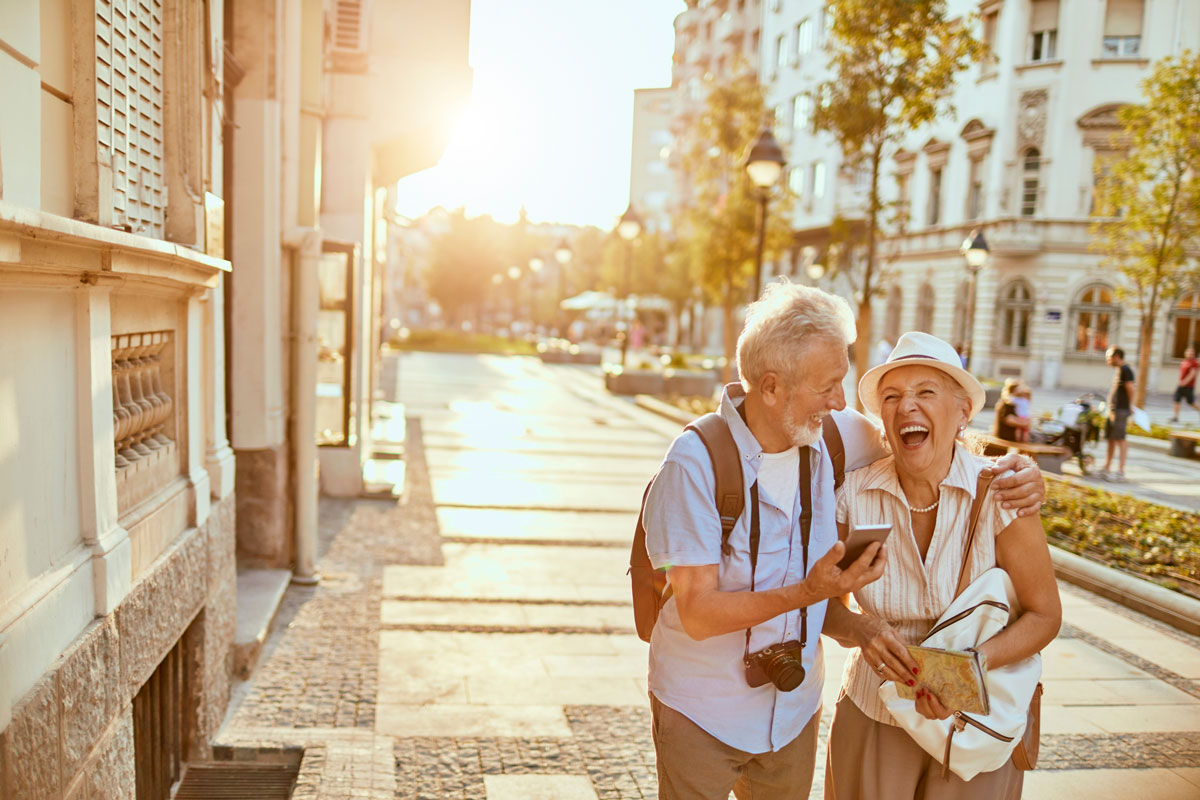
[801, 540, 886, 604]
[986, 453, 1045, 518]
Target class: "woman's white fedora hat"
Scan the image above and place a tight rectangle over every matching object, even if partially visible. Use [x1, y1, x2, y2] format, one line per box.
[858, 331, 986, 417]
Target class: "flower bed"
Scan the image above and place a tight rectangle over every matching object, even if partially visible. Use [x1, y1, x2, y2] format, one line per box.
[1042, 476, 1200, 599]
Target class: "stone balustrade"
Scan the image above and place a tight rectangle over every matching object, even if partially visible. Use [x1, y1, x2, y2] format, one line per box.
[113, 331, 180, 513]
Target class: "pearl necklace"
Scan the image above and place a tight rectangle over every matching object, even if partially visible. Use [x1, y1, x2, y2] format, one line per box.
[908, 497, 940, 513]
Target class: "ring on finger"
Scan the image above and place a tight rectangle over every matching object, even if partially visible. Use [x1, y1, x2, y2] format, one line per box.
[876, 661, 886, 674]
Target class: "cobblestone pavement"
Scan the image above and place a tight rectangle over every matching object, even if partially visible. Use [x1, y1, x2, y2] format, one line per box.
[219, 352, 1200, 799]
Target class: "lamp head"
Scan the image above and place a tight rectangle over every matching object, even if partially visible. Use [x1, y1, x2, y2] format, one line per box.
[743, 126, 786, 189]
[961, 229, 989, 270]
[529, 257, 544, 273]
[617, 204, 643, 241]
[554, 239, 572, 265]
[507, 266, 521, 280]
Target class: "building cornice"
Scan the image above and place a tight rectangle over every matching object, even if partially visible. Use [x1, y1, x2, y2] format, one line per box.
[0, 200, 230, 292]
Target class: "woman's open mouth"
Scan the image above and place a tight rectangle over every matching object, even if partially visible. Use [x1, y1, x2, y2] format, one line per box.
[899, 423, 930, 448]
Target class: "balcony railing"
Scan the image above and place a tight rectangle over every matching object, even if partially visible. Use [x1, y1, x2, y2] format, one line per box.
[113, 330, 180, 512]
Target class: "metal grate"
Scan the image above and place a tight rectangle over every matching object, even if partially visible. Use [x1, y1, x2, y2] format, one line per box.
[175, 763, 299, 799]
[133, 637, 185, 799]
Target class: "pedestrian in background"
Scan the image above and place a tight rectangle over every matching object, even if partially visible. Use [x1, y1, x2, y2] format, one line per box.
[1169, 346, 1199, 424]
[1102, 347, 1136, 481]
[992, 379, 1032, 443]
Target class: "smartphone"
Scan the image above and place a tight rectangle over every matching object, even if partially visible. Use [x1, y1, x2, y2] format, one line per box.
[838, 523, 892, 570]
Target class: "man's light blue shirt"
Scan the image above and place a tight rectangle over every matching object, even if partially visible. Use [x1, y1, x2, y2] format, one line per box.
[643, 384, 885, 754]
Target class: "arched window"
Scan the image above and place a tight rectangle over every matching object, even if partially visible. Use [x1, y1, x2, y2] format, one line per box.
[951, 279, 971, 349]
[996, 280, 1034, 351]
[884, 284, 903, 344]
[915, 282, 935, 333]
[1169, 292, 1200, 359]
[1070, 283, 1119, 355]
[1020, 148, 1041, 217]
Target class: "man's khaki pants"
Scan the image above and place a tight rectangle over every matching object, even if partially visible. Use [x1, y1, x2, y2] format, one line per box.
[650, 693, 819, 800]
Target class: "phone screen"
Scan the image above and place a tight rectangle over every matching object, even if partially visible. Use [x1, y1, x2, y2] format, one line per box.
[838, 523, 892, 570]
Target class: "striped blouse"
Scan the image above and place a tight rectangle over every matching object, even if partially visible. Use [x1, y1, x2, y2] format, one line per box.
[834, 444, 1018, 725]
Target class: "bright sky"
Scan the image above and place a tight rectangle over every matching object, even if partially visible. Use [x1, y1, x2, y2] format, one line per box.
[392, 0, 685, 229]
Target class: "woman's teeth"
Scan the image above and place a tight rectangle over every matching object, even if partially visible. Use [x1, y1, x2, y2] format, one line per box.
[899, 424, 930, 446]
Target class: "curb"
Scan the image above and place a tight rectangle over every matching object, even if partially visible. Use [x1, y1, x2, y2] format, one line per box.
[1048, 546, 1200, 637]
[634, 392, 1200, 636]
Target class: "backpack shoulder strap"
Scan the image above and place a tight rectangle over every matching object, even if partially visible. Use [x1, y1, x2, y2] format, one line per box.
[822, 414, 846, 490]
[685, 412, 744, 557]
[953, 471, 997, 600]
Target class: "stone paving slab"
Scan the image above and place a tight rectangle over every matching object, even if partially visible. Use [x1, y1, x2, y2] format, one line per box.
[378, 704, 573, 738]
[435, 507, 637, 544]
[380, 600, 631, 631]
[429, 476, 645, 513]
[381, 543, 630, 603]
[424, 449, 664, 477]
[484, 774, 598, 799]
[1024, 767, 1200, 799]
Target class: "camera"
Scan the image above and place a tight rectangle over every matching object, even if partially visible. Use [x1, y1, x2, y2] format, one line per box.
[744, 640, 806, 691]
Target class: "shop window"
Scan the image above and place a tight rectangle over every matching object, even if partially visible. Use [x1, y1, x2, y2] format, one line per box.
[997, 280, 1034, 351]
[1169, 293, 1200, 359]
[1070, 283, 1119, 356]
[317, 241, 356, 446]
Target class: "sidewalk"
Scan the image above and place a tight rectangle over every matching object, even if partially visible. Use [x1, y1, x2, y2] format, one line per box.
[215, 352, 1200, 799]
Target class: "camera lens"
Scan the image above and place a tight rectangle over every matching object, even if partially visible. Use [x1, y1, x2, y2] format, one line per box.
[770, 657, 805, 692]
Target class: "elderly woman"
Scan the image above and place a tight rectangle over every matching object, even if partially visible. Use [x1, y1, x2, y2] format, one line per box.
[822, 332, 1061, 800]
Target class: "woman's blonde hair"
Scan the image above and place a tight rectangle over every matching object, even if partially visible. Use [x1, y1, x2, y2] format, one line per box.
[736, 281, 857, 391]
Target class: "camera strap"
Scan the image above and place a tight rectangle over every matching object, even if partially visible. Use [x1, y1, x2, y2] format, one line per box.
[743, 446, 814, 660]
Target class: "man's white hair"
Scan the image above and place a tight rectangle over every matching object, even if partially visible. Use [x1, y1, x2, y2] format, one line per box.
[736, 280, 857, 391]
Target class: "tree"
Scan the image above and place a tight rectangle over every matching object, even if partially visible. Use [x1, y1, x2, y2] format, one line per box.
[1092, 53, 1200, 407]
[814, 0, 982, 407]
[676, 67, 794, 381]
[423, 210, 505, 327]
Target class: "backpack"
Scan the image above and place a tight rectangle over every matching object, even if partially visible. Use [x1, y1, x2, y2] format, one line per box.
[629, 413, 846, 642]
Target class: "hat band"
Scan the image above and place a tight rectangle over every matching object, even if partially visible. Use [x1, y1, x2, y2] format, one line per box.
[887, 354, 942, 364]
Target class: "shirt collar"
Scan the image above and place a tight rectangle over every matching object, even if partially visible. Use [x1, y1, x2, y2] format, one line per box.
[855, 443, 982, 501]
[718, 383, 764, 464]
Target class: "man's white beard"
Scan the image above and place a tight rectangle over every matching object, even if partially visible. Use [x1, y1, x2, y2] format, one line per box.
[783, 406, 823, 448]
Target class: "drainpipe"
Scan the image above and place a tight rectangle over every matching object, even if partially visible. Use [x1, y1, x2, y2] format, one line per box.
[284, 226, 321, 585]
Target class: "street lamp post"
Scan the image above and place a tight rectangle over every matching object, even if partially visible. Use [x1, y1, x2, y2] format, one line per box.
[960, 229, 990, 371]
[616, 203, 643, 368]
[507, 265, 522, 337]
[528, 257, 544, 332]
[554, 238, 572, 337]
[743, 126, 787, 300]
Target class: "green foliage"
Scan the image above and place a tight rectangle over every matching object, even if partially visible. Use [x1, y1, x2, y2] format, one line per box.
[1042, 477, 1200, 598]
[814, 0, 983, 401]
[677, 68, 795, 307]
[423, 210, 506, 325]
[1091, 52, 1200, 408]
[387, 329, 537, 356]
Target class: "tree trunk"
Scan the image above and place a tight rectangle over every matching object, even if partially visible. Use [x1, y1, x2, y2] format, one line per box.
[855, 143, 884, 412]
[855, 300, 873, 406]
[1137, 306, 1155, 409]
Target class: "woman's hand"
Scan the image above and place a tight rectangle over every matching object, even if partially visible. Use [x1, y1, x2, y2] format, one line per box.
[987, 453, 1045, 517]
[914, 687, 954, 720]
[855, 616, 920, 689]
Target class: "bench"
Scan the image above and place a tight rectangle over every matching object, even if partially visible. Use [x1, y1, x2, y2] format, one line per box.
[1168, 430, 1200, 458]
[974, 434, 1071, 474]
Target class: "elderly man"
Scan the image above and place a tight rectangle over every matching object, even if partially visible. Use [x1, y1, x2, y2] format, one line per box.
[642, 283, 1043, 800]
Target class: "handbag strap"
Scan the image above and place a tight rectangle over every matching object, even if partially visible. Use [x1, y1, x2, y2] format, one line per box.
[952, 472, 996, 601]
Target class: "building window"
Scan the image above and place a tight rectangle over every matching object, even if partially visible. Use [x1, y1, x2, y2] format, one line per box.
[1170, 293, 1200, 359]
[951, 279, 972, 349]
[788, 165, 805, 198]
[928, 167, 943, 226]
[795, 17, 813, 61]
[997, 280, 1034, 351]
[1029, 0, 1059, 61]
[915, 283, 935, 333]
[885, 284, 904, 344]
[1102, 0, 1143, 57]
[981, 10, 999, 73]
[775, 34, 787, 73]
[812, 161, 827, 200]
[1020, 148, 1041, 217]
[1070, 283, 1119, 355]
[966, 158, 984, 220]
[818, 6, 830, 46]
[793, 93, 814, 132]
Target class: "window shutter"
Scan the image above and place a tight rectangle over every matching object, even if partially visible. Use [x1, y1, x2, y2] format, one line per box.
[1104, 0, 1144, 36]
[332, 0, 368, 53]
[1030, 0, 1060, 32]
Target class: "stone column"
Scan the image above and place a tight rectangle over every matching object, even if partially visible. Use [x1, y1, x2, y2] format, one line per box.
[186, 292, 211, 527]
[228, 0, 291, 565]
[204, 277, 235, 501]
[75, 284, 132, 617]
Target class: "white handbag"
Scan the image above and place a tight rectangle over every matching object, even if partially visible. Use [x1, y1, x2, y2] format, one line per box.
[878, 475, 1043, 782]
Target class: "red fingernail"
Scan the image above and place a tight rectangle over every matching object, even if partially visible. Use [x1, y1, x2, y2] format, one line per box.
[907, 679, 915, 686]
[912, 667, 920, 675]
